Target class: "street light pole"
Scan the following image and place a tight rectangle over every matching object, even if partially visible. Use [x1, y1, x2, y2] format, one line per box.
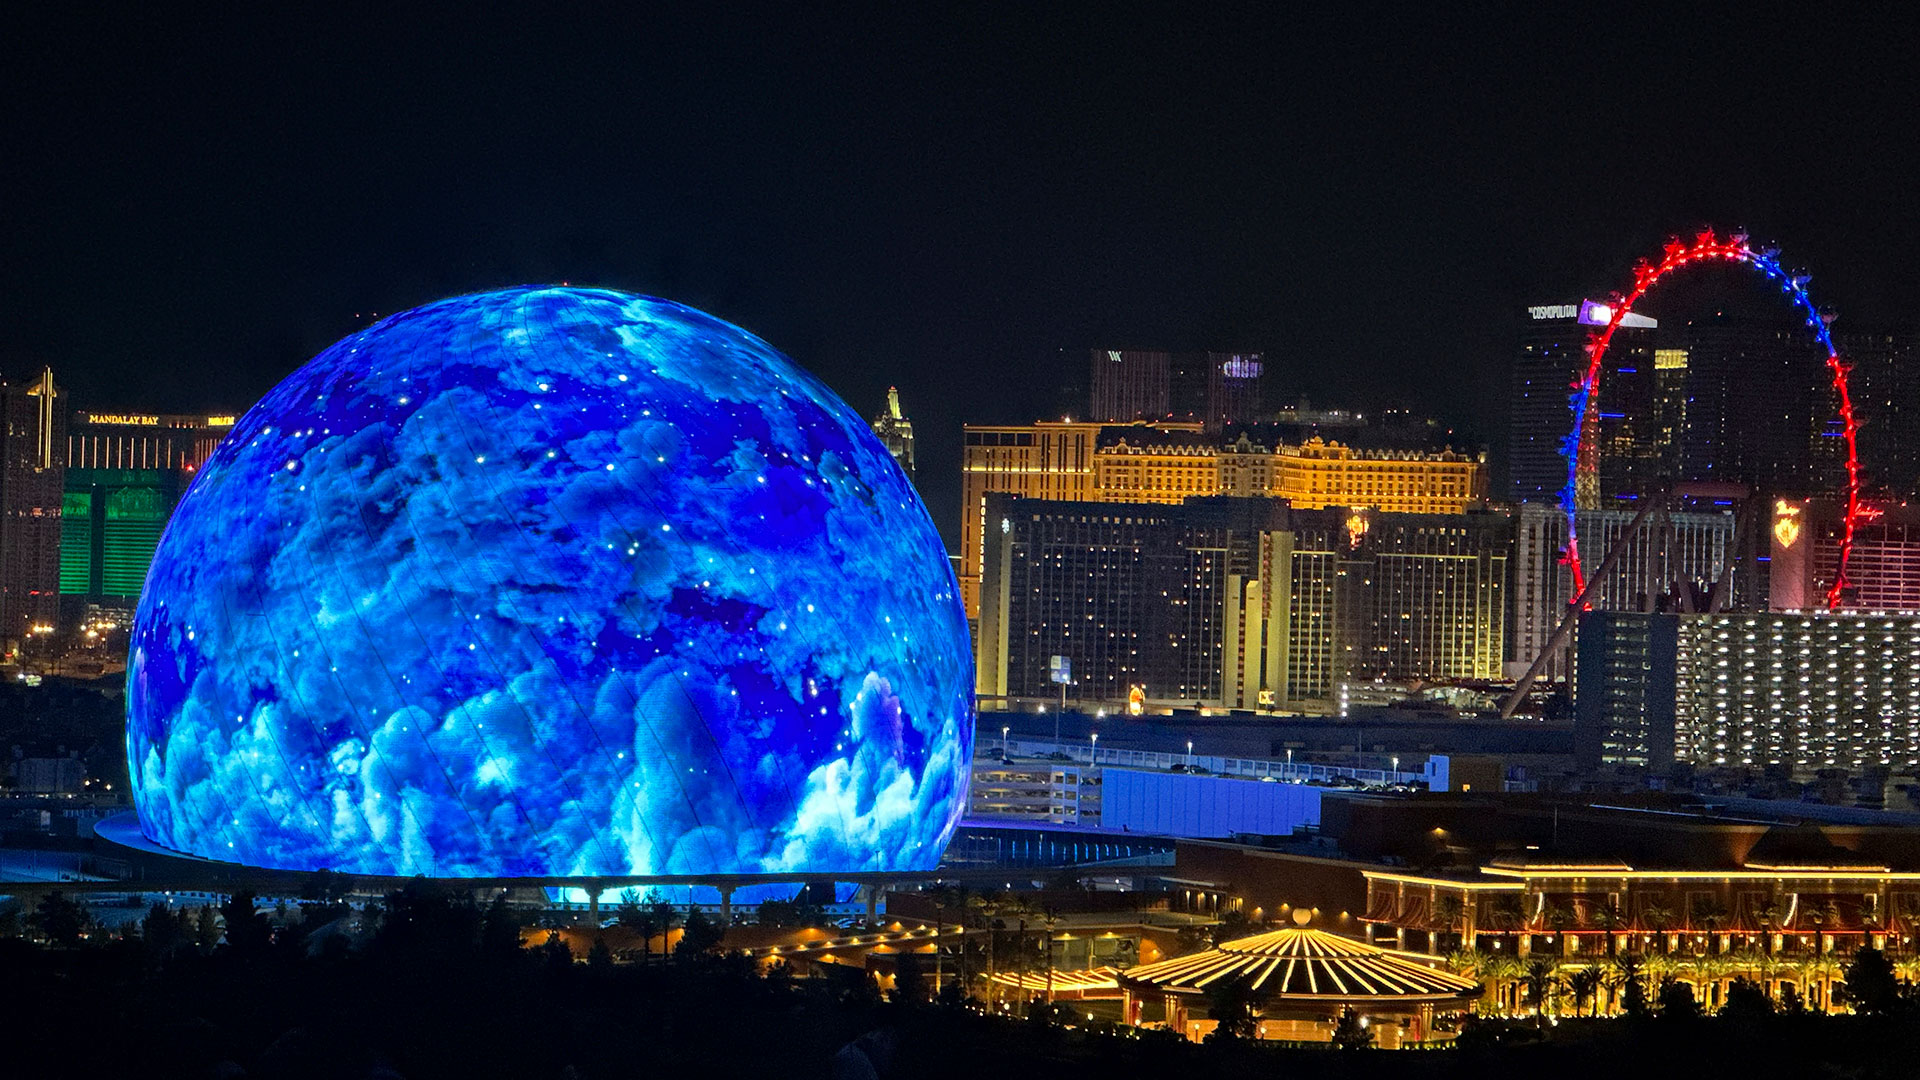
[1079, 732, 1100, 823]
[1045, 914, 1058, 1006]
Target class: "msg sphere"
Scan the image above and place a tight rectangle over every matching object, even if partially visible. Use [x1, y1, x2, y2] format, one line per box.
[127, 287, 974, 877]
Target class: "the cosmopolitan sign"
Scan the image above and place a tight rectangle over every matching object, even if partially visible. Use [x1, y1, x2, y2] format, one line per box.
[1527, 302, 1657, 329]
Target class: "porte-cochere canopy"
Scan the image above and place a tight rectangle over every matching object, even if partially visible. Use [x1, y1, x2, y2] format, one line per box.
[1117, 920, 1480, 1006]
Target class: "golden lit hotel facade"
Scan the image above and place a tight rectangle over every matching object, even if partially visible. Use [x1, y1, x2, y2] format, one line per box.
[1270, 438, 1485, 513]
[1362, 859, 1920, 1014]
[960, 421, 1488, 618]
[959, 422, 1171, 615]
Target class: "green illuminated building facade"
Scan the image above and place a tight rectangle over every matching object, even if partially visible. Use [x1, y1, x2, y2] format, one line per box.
[54, 411, 231, 620]
[60, 468, 185, 604]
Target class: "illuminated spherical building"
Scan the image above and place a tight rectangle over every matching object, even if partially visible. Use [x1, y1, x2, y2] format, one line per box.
[127, 287, 973, 877]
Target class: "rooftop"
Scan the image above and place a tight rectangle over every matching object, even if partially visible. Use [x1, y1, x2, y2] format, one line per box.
[1117, 912, 1480, 1003]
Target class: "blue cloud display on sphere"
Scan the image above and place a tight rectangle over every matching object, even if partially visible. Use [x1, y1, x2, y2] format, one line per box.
[127, 287, 973, 877]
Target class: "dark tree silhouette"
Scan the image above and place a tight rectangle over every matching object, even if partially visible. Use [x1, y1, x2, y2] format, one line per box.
[1838, 945, 1905, 1015]
[538, 931, 573, 970]
[141, 903, 184, 960]
[1616, 954, 1650, 1017]
[676, 908, 724, 958]
[1565, 965, 1602, 1016]
[1201, 977, 1256, 1042]
[588, 935, 614, 971]
[1330, 1006, 1374, 1050]
[1656, 976, 1701, 1021]
[298, 869, 353, 905]
[894, 951, 927, 1004]
[480, 893, 524, 957]
[31, 892, 87, 947]
[218, 892, 272, 954]
[1207, 908, 1253, 946]
[615, 888, 646, 929]
[755, 897, 827, 928]
[648, 896, 681, 959]
[192, 906, 221, 952]
[1720, 977, 1776, 1023]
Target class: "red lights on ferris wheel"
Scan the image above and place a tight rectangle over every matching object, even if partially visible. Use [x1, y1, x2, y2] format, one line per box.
[1563, 230, 1864, 612]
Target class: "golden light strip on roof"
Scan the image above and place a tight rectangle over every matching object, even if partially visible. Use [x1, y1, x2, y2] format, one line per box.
[1360, 870, 1526, 890]
[1116, 927, 1479, 1000]
[986, 967, 1121, 991]
[1742, 863, 1892, 873]
[740, 925, 969, 958]
[1485, 862, 1636, 872]
[1476, 866, 1913, 881]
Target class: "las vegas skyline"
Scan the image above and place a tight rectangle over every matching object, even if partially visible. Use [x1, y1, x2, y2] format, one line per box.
[7, 6, 1920, 548]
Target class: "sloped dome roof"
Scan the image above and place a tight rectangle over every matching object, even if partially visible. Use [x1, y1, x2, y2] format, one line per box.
[1117, 922, 1479, 1004]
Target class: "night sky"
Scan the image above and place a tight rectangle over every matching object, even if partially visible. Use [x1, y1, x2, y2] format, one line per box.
[6, 6, 1917, 546]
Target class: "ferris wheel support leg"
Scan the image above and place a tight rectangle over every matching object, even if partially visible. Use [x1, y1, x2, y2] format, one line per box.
[1500, 497, 1662, 719]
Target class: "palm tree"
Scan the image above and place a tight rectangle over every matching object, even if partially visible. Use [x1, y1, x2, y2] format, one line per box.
[1692, 896, 1730, 939]
[1892, 954, 1920, 984]
[1041, 906, 1060, 1004]
[1566, 965, 1604, 1017]
[1482, 895, 1525, 941]
[1446, 946, 1501, 1011]
[1641, 950, 1678, 983]
[1749, 949, 1792, 1002]
[1598, 968, 1625, 1016]
[1607, 952, 1647, 1016]
[1594, 900, 1628, 957]
[970, 891, 1004, 999]
[1819, 900, 1845, 957]
[1542, 901, 1575, 934]
[1539, 901, 1574, 958]
[955, 935, 990, 1001]
[1798, 953, 1842, 1012]
[1692, 952, 1735, 1008]
[1443, 946, 1487, 981]
[1722, 942, 1763, 980]
[1599, 963, 1628, 1016]
[998, 894, 1039, 1003]
[927, 884, 973, 995]
[1433, 895, 1466, 949]
[647, 893, 681, 960]
[634, 909, 660, 966]
[1643, 902, 1675, 932]
[1482, 951, 1526, 1015]
[1520, 957, 1562, 1016]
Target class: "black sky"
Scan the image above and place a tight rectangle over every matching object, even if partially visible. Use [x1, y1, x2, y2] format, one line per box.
[6, 5, 1919, 546]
